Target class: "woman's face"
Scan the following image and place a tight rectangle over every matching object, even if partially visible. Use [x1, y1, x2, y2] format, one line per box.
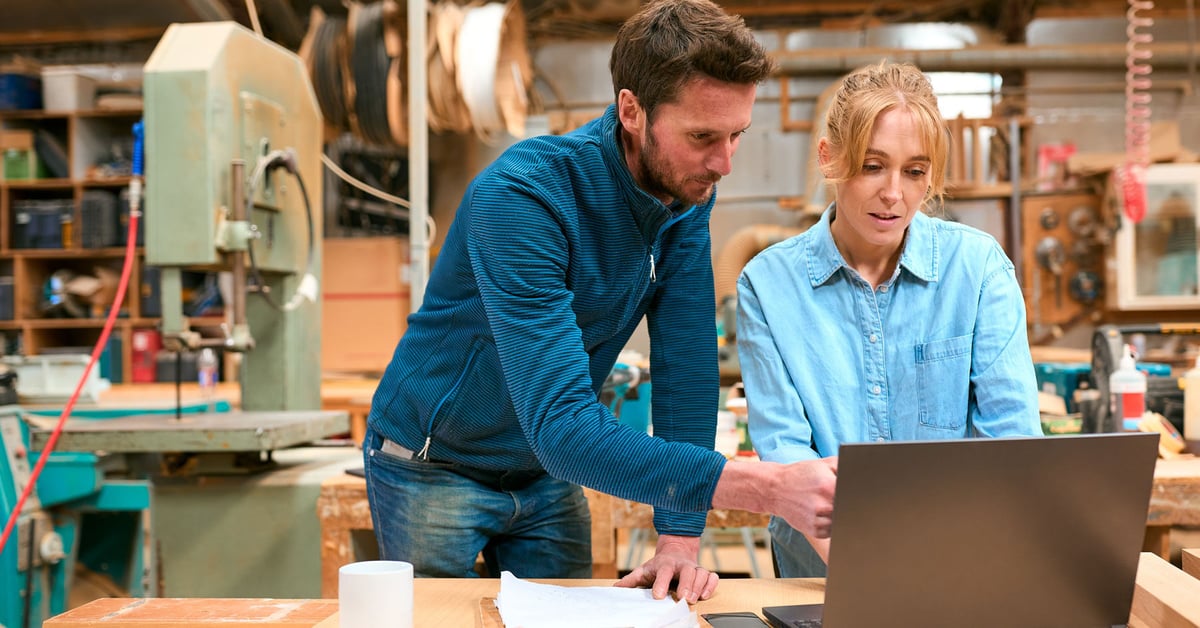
[827, 107, 931, 255]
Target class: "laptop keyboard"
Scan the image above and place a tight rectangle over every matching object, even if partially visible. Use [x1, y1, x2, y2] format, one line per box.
[784, 619, 822, 628]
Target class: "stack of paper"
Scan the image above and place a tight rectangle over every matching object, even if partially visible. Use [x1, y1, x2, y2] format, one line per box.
[495, 572, 697, 628]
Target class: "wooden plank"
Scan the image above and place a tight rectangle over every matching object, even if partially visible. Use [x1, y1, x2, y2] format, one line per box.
[1184, 549, 1200, 580]
[1144, 526, 1171, 558]
[1129, 552, 1200, 627]
[44, 599, 337, 627]
[1148, 458, 1200, 527]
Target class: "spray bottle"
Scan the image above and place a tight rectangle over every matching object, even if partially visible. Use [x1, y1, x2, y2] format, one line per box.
[1108, 344, 1146, 432]
[1182, 355, 1200, 443]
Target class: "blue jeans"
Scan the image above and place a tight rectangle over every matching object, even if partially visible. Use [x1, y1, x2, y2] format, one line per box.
[769, 516, 828, 578]
[362, 428, 593, 578]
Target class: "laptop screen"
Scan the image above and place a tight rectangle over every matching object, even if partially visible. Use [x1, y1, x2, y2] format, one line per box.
[767, 433, 1158, 628]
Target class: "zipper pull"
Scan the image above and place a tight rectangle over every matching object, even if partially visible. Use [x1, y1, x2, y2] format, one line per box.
[417, 436, 432, 460]
[650, 253, 657, 283]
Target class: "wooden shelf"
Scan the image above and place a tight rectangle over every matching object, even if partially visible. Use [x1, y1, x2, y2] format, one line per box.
[74, 108, 143, 119]
[0, 109, 68, 120]
[80, 177, 133, 186]
[2, 179, 73, 190]
[1, 247, 135, 258]
[0, 108, 139, 120]
[5, 317, 224, 331]
[0, 106, 148, 383]
[23, 318, 118, 330]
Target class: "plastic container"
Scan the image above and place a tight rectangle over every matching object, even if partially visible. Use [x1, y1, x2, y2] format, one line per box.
[1, 354, 110, 403]
[198, 348, 218, 411]
[41, 67, 97, 112]
[726, 384, 754, 456]
[1182, 356, 1200, 442]
[1109, 345, 1146, 432]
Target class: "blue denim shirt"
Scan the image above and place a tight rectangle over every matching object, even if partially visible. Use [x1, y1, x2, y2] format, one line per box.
[736, 206, 1041, 463]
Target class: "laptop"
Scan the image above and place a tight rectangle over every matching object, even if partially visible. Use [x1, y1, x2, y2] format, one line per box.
[763, 432, 1159, 628]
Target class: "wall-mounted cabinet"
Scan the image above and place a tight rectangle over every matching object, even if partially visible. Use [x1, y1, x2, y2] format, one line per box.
[0, 107, 221, 383]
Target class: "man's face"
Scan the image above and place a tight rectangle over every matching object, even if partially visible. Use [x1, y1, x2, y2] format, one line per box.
[620, 77, 757, 206]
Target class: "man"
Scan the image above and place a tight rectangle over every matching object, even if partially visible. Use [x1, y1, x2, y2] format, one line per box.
[363, 0, 837, 603]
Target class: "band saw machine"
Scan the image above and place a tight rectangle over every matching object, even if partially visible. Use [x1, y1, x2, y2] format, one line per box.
[4, 22, 351, 624]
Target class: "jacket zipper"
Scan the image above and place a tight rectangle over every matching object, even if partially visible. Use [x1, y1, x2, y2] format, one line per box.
[421, 342, 483, 460]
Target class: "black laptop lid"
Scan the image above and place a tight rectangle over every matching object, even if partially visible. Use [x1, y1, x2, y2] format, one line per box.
[813, 433, 1158, 628]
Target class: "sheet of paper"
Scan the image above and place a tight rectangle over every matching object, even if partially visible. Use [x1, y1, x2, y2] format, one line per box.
[495, 571, 697, 628]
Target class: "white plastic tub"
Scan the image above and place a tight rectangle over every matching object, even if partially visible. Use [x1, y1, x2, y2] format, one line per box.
[1, 354, 110, 403]
[41, 67, 97, 112]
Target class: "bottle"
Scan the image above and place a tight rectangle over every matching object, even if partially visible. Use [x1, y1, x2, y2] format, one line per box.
[1108, 344, 1146, 432]
[198, 348, 218, 412]
[1182, 355, 1200, 442]
[726, 383, 754, 457]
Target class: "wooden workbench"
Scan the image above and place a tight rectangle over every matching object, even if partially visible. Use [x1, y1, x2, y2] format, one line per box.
[317, 457, 1200, 598]
[316, 471, 771, 596]
[42, 553, 1200, 627]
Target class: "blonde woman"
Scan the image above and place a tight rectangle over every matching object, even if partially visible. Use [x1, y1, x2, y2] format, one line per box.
[737, 61, 1041, 577]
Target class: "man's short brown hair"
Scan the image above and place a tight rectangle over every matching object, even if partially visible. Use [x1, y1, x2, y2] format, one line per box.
[610, 0, 775, 122]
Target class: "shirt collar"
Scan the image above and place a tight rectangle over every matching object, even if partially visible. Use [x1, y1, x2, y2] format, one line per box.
[806, 203, 940, 287]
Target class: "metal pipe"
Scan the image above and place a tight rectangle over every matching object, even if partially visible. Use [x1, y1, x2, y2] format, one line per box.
[408, 0, 430, 312]
[229, 159, 248, 330]
[774, 42, 1200, 75]
[1008, 116, 1023, 284]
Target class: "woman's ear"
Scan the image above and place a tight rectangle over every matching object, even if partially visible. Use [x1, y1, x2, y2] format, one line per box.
[816, 137, 834, 178]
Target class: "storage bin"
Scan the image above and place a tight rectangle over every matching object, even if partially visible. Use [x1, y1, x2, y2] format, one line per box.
[0, 277, 13, 320]
[0, 72, 42, 110]
[1, 129, 37, 181]
[42, 67, 97, 111]
[0, 354, 111, 403]
[12, 199, 72, 249]
[81, 189, 121, 248]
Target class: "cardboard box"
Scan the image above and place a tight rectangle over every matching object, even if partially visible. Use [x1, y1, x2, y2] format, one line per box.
[322, 237, 410, 374]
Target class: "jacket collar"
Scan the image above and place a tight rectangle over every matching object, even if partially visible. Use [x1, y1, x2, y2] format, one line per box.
[806, 204, 939, 287]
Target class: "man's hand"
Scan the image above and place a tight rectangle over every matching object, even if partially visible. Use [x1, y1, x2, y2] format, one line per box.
[775, 457, 837, 539]
[712, 456, 838, 541]
[614, 533, 718, 603]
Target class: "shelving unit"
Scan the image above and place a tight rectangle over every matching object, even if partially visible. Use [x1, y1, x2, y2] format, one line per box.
[0, 106, 213, 383]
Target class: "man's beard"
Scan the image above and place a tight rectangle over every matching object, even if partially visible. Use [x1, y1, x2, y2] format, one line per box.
[636, 130, 717, 207]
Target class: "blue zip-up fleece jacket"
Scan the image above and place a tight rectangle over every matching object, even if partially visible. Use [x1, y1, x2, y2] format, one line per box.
[367, 105, 726, 536]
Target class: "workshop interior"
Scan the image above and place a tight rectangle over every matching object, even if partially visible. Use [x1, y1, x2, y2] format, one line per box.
[0, 0, 1199, 626]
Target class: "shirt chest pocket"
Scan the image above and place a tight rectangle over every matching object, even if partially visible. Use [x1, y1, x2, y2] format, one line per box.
[914, 334, 973, 430]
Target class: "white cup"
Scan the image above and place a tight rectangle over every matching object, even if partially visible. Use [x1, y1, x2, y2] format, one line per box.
[338, 560, 414, 628]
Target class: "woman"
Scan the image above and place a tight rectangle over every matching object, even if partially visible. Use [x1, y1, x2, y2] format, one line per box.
[735, 61, 1041, 577]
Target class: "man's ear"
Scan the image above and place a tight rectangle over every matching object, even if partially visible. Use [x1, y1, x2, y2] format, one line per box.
[617, 89, 643, 135]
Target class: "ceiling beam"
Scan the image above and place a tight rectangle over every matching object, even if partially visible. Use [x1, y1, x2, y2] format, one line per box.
[0, 25, 166, 48]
